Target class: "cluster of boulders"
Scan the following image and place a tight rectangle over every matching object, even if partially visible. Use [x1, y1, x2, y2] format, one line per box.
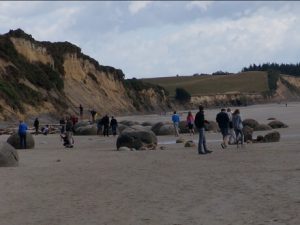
[241, 119, 287, 143]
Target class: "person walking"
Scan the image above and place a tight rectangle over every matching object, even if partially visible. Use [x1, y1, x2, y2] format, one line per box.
[65, 117, 74, 147]
[102, 114, 110, 137]
[172, 111, 180, 137]
[186, 111, 195, 135]
[227, 108, 236, 144]
[232, 109, 244, 147]
[33, 118, 39, 135]
[216, 108, 230, 149]
[194, 105, 212, 154]
[18, 120, 28, 149]
[110, 116, 118, 137]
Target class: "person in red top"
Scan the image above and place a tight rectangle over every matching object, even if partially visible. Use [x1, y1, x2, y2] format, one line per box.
[186, 111, 195, 135]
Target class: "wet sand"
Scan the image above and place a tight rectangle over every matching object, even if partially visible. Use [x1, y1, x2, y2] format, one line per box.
[0, 103, 300, 225]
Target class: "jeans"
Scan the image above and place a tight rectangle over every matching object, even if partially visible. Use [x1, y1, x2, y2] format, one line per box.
[198, 128, 207, 154]
[234, 128, 244, 145]
[19, 133, 27, 149]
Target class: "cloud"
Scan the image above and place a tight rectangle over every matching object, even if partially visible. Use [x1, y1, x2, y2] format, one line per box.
[1, 1, 300, 78]
[128, 1, 152, 15]
[186, 1, 214, 11]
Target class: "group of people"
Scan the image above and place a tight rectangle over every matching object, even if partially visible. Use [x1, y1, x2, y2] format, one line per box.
[172, 106, 244, 155]
[96, 115, 118, 137]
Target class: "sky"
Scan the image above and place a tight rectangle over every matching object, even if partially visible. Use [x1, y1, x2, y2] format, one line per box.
[1, 1, 300, 78]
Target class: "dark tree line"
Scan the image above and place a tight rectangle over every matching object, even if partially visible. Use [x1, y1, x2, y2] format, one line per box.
[242, 62, 300, 77]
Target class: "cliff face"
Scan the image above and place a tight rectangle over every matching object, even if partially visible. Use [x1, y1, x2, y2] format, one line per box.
[0, 29, 170, 120]
[190, 75, 300, 107]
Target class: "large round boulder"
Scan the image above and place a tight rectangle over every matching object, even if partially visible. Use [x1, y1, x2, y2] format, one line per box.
[73, 121, 90, 130]
[242, 126, 253, 142]
[151, 122, 165, 135]
[263, 131, 280, 142]
[158, 124, 175, 136]
[254, 124, 272, 131]
[179, 121, 189, 134]
[242, 119, 259, 129]
[141, 121, 154, 127]
[204, 120, 219, 133]
[116, 130, 157, 150]
[268, 120, 288, 129]
[7, 132, 35, 149]
[74, 125, 97, 135]
[0, 142, 19, 167]
[184, 140, 196, 147]
[118, 124, 129, 134]
[119, 120, 139, 127]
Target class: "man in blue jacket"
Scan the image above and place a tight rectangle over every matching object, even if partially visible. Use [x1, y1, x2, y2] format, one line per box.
[172, 111, 180, 137]
[18, 120, 28, 149]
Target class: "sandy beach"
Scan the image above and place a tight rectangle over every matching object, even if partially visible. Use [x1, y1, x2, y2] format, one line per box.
[0, 103, 300, 225]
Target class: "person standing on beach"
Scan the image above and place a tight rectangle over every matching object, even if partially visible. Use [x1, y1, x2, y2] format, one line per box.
[110, 116, 118, 137]
[90, 109, 97, 123]
[216, 108, 230, 149]
[79, 104, 83, 120]
[186, 111, 195, 135]
[102, 114, 110, 137]
[18, 120, 28, 149]
[65, 117, 74, 147]
[232, 109, 244, 146]
[33, 118, 39, 135]
[227, 108, 236, 144]
[195, 105, 212, 154]
[172, 111, 180, 137]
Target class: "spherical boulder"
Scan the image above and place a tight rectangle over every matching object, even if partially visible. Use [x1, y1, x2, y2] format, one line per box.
[204, 120, 219, 133]
[151, 122, 165, 135]
[141, 121, 154, 127]
[263, 131, 280, 142]
[268, 120, 288, 129]
[118, 124, 129, 134]
[73, 121, 90, 131]
[256, 135, 264, 143]
[242, 119, 259, 129]
[176, 137, 185, 143]
[242, 126, 253, 142]
[184, 140, 196, 147]
[179, 121, 189, 134]
[119, 120, 139, 127]
[254, 124, 272, 131]
[74, 125, 97, 135]
[7, 132, 35, 149]
[0, 142, 19, 167]
[116, 130, 157, 150]
[158, 124, 175, 135]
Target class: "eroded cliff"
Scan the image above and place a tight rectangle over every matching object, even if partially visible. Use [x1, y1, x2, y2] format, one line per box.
[0, 29, 170, 120]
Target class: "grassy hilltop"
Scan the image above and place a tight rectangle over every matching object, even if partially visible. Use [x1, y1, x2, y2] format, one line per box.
[143, 71, 268, 97]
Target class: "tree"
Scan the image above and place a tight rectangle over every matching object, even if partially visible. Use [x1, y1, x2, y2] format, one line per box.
[175, 88, 191, 102]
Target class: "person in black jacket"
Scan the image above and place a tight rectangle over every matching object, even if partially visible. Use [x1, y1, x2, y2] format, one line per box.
[102, 114, 110, 137]
[33, 118, 39, 135]
[110, 116, 118, 137]
[194, 105, 212, 154]
[216, 108, 230, 149]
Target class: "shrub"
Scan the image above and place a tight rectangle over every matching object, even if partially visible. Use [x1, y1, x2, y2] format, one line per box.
[175, 87, 191, 102]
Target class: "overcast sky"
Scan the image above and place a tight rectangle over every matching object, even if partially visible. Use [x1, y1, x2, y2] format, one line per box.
[1, 1, 300, 78]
